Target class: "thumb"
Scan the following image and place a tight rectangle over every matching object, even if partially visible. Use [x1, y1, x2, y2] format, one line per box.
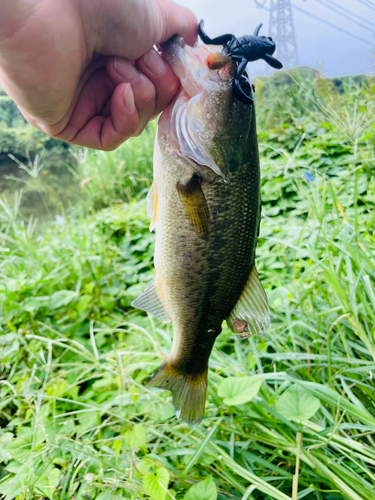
[92, 0, 198, 60]
[155, 0, 198, 46]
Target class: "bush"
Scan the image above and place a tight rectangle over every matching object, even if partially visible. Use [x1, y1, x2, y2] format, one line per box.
[1, 72, 375, 500]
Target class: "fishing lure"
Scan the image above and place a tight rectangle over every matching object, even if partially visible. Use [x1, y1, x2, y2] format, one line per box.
[198, 20, 283, 105]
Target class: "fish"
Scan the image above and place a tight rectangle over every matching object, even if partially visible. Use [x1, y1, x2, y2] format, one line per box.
[132, 36, 270, 424]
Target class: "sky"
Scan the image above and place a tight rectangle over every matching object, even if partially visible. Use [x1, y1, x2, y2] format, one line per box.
[177, 0, 375, 77]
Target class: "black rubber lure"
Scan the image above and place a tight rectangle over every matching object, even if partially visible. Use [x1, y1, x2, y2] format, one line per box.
[198, 20, 283, 106]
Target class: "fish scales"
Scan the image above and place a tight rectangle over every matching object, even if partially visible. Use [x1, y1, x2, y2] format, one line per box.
[132, 36, 270, 424]
[155, 114, 260, 372]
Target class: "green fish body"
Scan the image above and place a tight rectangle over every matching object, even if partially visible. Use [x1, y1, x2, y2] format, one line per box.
[133, 37, 270, 424]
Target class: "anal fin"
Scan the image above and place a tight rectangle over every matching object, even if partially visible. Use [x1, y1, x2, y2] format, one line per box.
[226, 265, 270, 336]
[132, 277, 170, 323]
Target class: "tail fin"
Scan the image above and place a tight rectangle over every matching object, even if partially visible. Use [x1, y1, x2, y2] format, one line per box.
[147, 361, 208, 425]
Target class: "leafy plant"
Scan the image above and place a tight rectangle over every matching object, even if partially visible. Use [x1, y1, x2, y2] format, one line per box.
[184, 476, 217, 500]
[1, 72, 375, 500]
[276, 385, 320, 421]
[218, 376, 262, 406]
[143, 468, 170, 500]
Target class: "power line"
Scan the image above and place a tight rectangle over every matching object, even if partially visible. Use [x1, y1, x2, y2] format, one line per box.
[312, 0, 374, 32]
[292, 3, 373, 46]
[254, 0, 268, 7]
[324, 0, 375, 28]
[355, 0, 375, 12]
[361, 0, 375, 7]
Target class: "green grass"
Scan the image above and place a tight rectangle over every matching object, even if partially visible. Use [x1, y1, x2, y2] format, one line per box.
[1, 73, 375, 500]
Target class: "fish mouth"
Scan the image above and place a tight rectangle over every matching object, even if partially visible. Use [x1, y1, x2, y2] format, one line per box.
[161, 36, 234, 98]
[160, 35, 185, 52]
[160, 37, 236, 178]
[161, 37, 209, 98]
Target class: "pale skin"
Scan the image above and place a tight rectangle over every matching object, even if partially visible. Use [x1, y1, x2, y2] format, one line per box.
[0, 0, 197, 150]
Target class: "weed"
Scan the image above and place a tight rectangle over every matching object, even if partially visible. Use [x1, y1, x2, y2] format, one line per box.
[1, 72, 375, 500]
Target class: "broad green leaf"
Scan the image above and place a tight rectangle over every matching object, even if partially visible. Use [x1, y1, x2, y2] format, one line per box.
[96, 492, 123, 500]
[78, 414, 98, 434]
[276, 384, 320, 421]
[218, 376, 262, 405]
[156, 403, 175, 421]
[0, 473, 22, 499]
[57, 419, 76, 436]
[35, 466, 61, 500]
[112, 438, 122, 460]
[136, 459, 153, 476]
[48, 290, 76, 309]
[4, 437, 33, 461]
[4, 461, 21, 474]
[125, 424, 147, 449]
[184, 476, 217, 500]
[143, 467, 170, 500]
[22, 296, 49, 312]
[46, 379, 71, 398]
[0, 433, 13, 460]
[76, 483, 97, 500]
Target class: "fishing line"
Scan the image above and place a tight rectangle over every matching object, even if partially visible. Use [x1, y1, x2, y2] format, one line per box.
[312, 0, 375, 32]
[323, 0, 375, 28]
[355, 0, 375, 13]
[291, 4, 373, 46]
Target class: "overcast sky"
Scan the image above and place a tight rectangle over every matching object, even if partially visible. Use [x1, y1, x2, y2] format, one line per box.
[177, 0, 375, 77]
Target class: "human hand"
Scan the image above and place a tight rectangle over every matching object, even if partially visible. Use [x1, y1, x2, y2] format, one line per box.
[0, 0, 197, 150]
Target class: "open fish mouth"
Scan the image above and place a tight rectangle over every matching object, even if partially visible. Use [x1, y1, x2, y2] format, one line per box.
[161, 36, 235, 91]
[159, 37, 239, 178]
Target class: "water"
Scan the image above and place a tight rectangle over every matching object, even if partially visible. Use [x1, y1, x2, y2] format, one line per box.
[0, 153, 80, 220]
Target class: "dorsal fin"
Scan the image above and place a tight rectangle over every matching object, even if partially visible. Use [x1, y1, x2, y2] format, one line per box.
[147, 182, 159, 232]
[176, 174, 210, 238]
[226, 265, 270, 336]
[132, 277, 170, 323]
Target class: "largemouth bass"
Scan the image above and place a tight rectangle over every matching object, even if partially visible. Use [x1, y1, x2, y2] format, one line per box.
[133, 36, 270, 424]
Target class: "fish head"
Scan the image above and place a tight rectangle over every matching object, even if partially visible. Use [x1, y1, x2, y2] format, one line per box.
[160, 36, 254, 180]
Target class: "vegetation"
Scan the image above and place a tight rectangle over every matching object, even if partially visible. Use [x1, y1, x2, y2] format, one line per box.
[1, 70, 375, 500]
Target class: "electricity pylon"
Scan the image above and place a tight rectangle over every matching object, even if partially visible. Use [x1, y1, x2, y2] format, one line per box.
[267, 0, 299, 69]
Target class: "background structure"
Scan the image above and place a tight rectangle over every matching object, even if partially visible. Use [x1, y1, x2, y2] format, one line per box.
[178, 0, 375, 76]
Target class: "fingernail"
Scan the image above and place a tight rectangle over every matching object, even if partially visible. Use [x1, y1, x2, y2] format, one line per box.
[123, 84, 136, 112]
[143, 49, 165, 75]
[114, 57, 139, 81]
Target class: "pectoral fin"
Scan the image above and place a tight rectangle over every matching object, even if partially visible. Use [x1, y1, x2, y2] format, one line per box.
[147, 182, 159, 232]
[226, 265, 270, 336]
[132, 277, 170, 323]
[177, 174, 210, 238]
